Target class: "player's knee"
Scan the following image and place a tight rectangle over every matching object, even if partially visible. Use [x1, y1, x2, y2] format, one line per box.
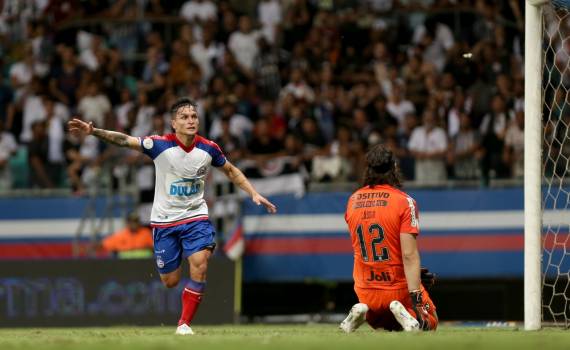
[163, 280, 178, 288]
[161, 275, 180, 289]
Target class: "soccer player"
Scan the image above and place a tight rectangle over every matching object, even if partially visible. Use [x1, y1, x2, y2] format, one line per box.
[68, 98, 277, 335]
[339, 144, 437, 332]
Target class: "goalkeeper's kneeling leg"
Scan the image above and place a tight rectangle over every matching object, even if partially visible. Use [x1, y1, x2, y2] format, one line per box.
[339, 303, 369, 333]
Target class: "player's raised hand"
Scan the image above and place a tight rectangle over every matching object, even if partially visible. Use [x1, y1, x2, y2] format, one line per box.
[252, 193, 277, 214]
[68, 118, 94, 137]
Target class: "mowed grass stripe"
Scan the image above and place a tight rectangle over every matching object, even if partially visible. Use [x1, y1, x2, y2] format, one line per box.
[0, 325, 568, 350]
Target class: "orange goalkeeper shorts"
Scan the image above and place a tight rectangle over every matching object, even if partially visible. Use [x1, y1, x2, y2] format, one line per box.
[355, 285, 438, 331]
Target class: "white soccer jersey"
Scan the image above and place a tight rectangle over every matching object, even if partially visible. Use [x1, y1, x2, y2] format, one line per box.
[138, 133, 226, 227]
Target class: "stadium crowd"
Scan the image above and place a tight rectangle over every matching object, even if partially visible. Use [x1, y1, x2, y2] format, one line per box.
[0, 0, 528, 192]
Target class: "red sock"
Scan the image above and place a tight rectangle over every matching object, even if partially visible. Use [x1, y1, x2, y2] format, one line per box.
[178, 280, 205, 326]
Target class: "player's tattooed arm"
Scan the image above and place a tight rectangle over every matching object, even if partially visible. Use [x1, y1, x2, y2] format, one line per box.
[92, 128, 133, 147]
[68, 118, 141, 151]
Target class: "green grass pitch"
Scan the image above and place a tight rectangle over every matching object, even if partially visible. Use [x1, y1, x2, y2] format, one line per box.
[0, 324, 568, 350]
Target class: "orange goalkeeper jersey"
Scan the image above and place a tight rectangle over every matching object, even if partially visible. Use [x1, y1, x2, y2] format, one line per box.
[345, 184, 420, 290]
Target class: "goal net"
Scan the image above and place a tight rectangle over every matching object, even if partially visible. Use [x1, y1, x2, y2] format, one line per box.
[541, 0, 570, 328]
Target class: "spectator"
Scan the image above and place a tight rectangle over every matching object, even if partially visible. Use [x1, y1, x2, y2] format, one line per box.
[209, 99, 253, 145]
[370, 42, 392, 95]
[408, 109, 448, 184]
[228, 16, 260, 72]
[282, 0, 311, 51]
[131, 91, 156, 137]
[280, 67, 315, 103]
[258, 99, 286, 141]
[214, 116, 244, 161]
[49, 45, 83, 106]
[402, 54, 428, 111]
[100, 212, 153, 258]
[9, 44, 46, 100]
[77, 81, 112, 128]
[387, 83, 416, 132]
[512, 78, 524, 112]
[217, 6, 238, 44]
[254, 37, 285, 100]
[247, 118, 282, 160]
[180, 0, 218, 23]
[394, 114, 418, 180]
[142, 46, 169, 85]
[298, 117, 328, 173]
[413, 18, 454, 72]
[447, 87, 471, 138]
[45, 97, 68, 186]
[190, 26, 225, 84]
[115, 88, 135, 130]
[28, 120, 54, 188]
[352, 108, 373, 145]
[0, 73, 15, 132]
[0, 120, 18, 190]
[503, 110, 524, 178]
[367, 95, 398, 133]
[105, 4, 139, 57]
[19, 79, 49, 143]
[313, 84, 336, 143]
[313, 124, 360, 182]
[258, 0, 282, 44]
[281, 132, 305, 173]
[78, 34, 106, 72]
[449, 112, 481, 180]
[479, 94, 511, 181]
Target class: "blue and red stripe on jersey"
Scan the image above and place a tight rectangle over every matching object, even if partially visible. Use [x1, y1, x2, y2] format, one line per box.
[195, 136, 226, 167]
[139, 134, 226, 166]
[139, 134, 177, 159]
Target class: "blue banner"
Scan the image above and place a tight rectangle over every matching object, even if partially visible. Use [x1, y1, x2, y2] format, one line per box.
[242, 187, 570, 282]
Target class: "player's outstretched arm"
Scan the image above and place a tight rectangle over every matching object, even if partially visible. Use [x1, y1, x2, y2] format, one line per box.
[68, 118, 141, 151]
[220, 161, 277, 214]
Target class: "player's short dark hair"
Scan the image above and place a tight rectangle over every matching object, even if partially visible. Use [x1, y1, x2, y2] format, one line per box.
[170, 97, 197, 117]
[362, 144, 403, 188]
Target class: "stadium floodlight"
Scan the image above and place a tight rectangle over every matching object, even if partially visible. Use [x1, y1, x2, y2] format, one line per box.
[526, 0, 570, 330]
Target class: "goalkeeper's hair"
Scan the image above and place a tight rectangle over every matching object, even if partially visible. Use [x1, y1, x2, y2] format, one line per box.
[170, 97, 198, 117]
[362, 144, 403, 188]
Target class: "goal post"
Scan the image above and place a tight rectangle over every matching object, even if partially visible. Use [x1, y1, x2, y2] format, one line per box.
[526, 0, 570, 330]
[524, 0, 546, 332]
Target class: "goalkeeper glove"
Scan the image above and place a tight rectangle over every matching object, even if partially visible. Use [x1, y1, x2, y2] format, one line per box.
[420, 267, 436, 290]
[410, 290, 431, 331]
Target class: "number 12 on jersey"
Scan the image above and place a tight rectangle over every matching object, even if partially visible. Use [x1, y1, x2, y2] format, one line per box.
[355, 223, 390, 262]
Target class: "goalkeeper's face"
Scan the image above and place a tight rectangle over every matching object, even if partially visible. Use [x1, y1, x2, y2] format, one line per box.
[172, 105, 199, 136]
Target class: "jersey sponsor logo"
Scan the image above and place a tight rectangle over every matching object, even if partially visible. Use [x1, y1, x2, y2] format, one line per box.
[169, 179, 202, 197]
[356, 192, 390, 200]
[353, 199, 388, 209]
[406, 197, 418, 228]
[366, 270, 392, 282]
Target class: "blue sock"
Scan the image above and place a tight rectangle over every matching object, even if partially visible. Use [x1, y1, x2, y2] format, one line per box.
[185, 279, 206, 293]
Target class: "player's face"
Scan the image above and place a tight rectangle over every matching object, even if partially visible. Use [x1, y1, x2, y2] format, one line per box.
[172, 105, 199, 136]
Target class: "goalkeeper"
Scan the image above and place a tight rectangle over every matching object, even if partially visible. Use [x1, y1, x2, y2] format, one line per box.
[340, 144, 438, 332]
